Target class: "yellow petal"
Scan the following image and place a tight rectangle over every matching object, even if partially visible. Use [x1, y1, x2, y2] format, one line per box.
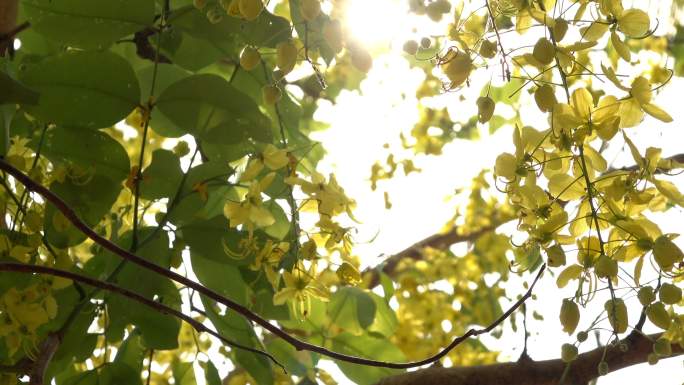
[652, 178, 684, 206]
[495, 153, 518, 180]
[610, 31, 631, 62]
[262, 144, 289, 170]
[571, 88, 593, 121]
[601, 63, 629, 91]
[630, 76, 652, 105]
[240, 159, 264, 182]
[580, 22, 609, 41]
[618, 98, 644, 128]
[548, 174, 584, 201]
[642, 103, 673, 123]
[273, 288, 297, 305]
[618, 9, 650, 37]
[249, 205, 276, 228]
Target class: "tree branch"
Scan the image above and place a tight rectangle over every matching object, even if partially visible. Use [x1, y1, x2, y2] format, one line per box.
[377, 330, 683, 385]
[0, 262, 284, 371]
[0, 159, 545, 369]
[28, 333, 60, 385]
[0, 358, 32, 374]
[0, 0, 21, 56]
[364, 219, 511, 288]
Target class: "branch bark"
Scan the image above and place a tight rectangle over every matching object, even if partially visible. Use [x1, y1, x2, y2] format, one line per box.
[0, 0, 21, 56]
[0, 159, 545, 370]
[377, 331, 683, 385]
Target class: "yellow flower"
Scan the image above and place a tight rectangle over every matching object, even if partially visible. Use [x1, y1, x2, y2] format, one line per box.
[554, 88, 620, 140]
[251, 240, 289, 274]
[273, 264, 329, 319]
[262, 144, 289, 170]
[602, 70, 673, 127]
[240, 145, 289, 182]
[286, 172, 356, 217]
[223, 182, 275, 234]
[316, 216, 352, 251]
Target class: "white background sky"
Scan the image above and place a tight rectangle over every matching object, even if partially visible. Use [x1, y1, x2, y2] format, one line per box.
[310, 0, 684, 382]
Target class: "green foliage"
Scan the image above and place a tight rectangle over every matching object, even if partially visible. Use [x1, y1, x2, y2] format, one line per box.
[1, 0, 683, 385]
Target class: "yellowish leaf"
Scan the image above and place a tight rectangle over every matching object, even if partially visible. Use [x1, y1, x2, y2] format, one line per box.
[556, 264, 583, 288]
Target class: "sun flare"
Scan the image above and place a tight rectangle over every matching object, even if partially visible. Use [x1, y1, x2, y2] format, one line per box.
[342, 0, 410, 47]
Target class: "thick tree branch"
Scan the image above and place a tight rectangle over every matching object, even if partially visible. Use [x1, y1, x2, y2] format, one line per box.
[0, 358, 32, 374]
[364, 219, 511, 288]
[0, 159, 545, 369]
[28, 333, 60, 385]
[377, 331, 683, 385]
[0, 262, 283, 370]
[0, 0, 21, 56]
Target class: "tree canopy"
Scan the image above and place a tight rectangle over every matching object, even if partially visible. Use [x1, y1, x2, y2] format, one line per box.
[0, 0, 683, 384]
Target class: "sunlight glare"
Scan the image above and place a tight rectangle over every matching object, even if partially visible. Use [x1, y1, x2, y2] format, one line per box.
[342, 0, 409, 47]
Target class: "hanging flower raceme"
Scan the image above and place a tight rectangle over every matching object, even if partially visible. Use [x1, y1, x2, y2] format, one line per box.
[286, 171, 356, 218]
[223, 174, 276, 236]
[273, 262, 330, 319]
[240, 144, 290, 182]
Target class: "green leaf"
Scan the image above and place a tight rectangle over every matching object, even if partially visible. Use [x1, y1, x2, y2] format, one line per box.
[240, 11, 292, 48]
[379, 271, 395, 301]
[164, 7, 240, 71]
[99, 362, 143, 385]
[37, 126, 131, 183]
[172, 359, 196, 385]
[231, 66, 310, 150]
[0, 70, 39, 105]
[289, 0, 336, 64]
[38, 129, 127, 244]
[61, 370, 99, 385]
[137, 64, 189, 137]
[201, 297, 274, 385]
[367, 293, 398, 337]
[487, 78, 524, 104]
[141, 149, 183, 200]
[50, 290, 98, 363]
[101, 229, 181, 350]
[22, 0, 155, 49]
[204, 361, 222, 385]
[44, 175, 123, 247]
[266, 339, 310, 377]
[182, 216, 249, 264]
[332, 332, 405, 385]
[183, 159, 235, 195]
[263, 200, 290, 240]
[19, 51, 141, 128]
[328, 287, 377, 334]
[190, 252, 251, 307]
[156, 74, 272, 143]
[199, 141, 251, 162]
[114, 333, 145, 374]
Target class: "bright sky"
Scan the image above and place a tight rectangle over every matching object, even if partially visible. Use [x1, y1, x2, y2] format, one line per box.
[312, 0, 684, 382]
